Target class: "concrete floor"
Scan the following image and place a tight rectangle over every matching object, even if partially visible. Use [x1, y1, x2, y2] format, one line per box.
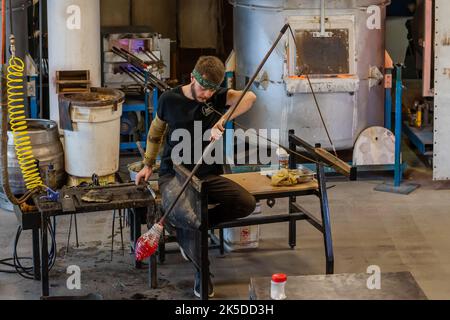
[1, 145, 450, 300]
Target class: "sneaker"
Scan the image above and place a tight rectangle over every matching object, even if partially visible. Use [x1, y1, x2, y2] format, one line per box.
[179, 245, 190, 261]
[193, 271, 214, 298]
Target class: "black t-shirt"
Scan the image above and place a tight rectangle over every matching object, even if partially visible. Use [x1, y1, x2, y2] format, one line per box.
[157, 86, 229, 178]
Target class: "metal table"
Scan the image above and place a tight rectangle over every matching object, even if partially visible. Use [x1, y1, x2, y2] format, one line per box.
[169, 131, 340, 300]
[18, 183, 154, 298]
[249, 272, 428, 300]
[219, 172, 330, 257]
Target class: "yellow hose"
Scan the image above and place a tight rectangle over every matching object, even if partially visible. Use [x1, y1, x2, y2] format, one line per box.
[6, 56, 45, 191]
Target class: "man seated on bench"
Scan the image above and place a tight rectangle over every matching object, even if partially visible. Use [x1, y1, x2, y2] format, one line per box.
[135, 56, 257, 298]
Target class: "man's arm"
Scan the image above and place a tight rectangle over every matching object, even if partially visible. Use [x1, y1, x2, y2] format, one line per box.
[209, 89, 256, 141]
[136, 115, 167, 185]
[223, 89, 257, 122]
[143, 114, 168, 167]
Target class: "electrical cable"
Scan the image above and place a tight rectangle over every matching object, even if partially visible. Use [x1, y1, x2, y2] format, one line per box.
[0, 220, 57, 279]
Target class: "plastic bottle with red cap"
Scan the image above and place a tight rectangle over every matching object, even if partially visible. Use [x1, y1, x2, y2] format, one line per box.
[270, 273, 287, 300]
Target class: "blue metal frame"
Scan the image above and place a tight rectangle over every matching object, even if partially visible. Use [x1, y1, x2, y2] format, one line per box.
[120, 100, 148, 151]
[144, 73, 150, 137]
[316, 65, 406, 181]
[152, 87, 159, 119]
[122, 104, 145, 113]
[394, 65, 403, 187]
[29, 75, 39, 119]
[374, 65, 419, 194]
[120, 73, 156, 152]
[299, 163, 406, 175]
[384, 69, 392, 131]
[402, 124, 433, 156]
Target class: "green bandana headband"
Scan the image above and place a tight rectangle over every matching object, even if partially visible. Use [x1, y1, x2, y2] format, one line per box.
[192, 69, 220, 90]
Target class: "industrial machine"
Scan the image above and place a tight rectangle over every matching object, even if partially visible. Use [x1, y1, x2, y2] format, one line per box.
[399, 0, 450, 180]
[101, 29, 171, 151]
[101, 29, 170, 91]
[401, 0, 434, 166]
[232, 0, 388, 150]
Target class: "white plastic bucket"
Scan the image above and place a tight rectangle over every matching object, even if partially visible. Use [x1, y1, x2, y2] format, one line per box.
[224, 201, 261, 251]
[61, 88, 124, 178]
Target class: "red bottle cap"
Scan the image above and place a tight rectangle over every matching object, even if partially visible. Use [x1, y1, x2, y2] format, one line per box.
[272, 273, 287, 283]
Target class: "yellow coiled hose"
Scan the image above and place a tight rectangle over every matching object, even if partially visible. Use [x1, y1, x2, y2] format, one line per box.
[7, 56, 45, 191]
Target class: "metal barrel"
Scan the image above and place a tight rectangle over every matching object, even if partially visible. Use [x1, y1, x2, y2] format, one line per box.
[0, 119, 66, 196]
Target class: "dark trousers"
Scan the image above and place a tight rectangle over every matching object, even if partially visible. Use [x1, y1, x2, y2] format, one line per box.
[201, 174, 256, 226]
[159, 173, 256, 269]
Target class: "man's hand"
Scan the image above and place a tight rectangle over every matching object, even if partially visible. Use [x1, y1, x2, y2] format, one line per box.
[135, 165, 153, 185]
[210, 118, 225, 141]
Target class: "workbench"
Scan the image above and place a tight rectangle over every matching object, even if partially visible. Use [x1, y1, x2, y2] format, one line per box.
[16, 183, 154, 298]
[163, 130, 336, 300]
[218, 171, 328, 258]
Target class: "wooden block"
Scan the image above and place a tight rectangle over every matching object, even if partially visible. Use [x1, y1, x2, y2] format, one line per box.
[56, 70, 91, 94]
[314, 147, 351, 177]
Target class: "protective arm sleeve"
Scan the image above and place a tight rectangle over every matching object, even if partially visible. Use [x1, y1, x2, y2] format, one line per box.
[143, 115, 167, 167]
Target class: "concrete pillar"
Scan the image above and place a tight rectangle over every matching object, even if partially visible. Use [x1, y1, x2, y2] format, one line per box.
[47, 0, 101, 124]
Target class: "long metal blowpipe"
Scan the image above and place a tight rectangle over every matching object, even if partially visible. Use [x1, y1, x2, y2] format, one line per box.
[135, 24, 291, 261]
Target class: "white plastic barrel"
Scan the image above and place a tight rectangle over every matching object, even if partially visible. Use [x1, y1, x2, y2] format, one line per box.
[60, 88, 124, 178]
[224, 201, 261, 251]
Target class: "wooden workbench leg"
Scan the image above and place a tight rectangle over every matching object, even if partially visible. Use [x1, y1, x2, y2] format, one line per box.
[32, 227, 41, 280]
[40, 213, 50, 297]
[317, 163, 334, 274]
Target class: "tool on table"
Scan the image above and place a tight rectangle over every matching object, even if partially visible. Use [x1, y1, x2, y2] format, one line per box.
[111, 46, 170, 92]
[81, 190, 113, 203]
[136, 141, 146, 159]
[135, 141, 157, 199]
[92, 174, 100, 187]
[61, 194, 76, 214]
[40, 188, 60, 202]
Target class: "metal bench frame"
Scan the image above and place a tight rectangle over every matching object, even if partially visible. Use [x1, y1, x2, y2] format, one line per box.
[150, 130, 334, 300]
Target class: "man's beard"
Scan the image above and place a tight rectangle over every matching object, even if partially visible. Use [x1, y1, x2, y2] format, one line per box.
[191, 83, 206, 103]
[190, 84, 199, 102]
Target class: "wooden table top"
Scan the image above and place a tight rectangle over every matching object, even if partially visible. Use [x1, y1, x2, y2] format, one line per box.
[222, 172, 319, 196]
